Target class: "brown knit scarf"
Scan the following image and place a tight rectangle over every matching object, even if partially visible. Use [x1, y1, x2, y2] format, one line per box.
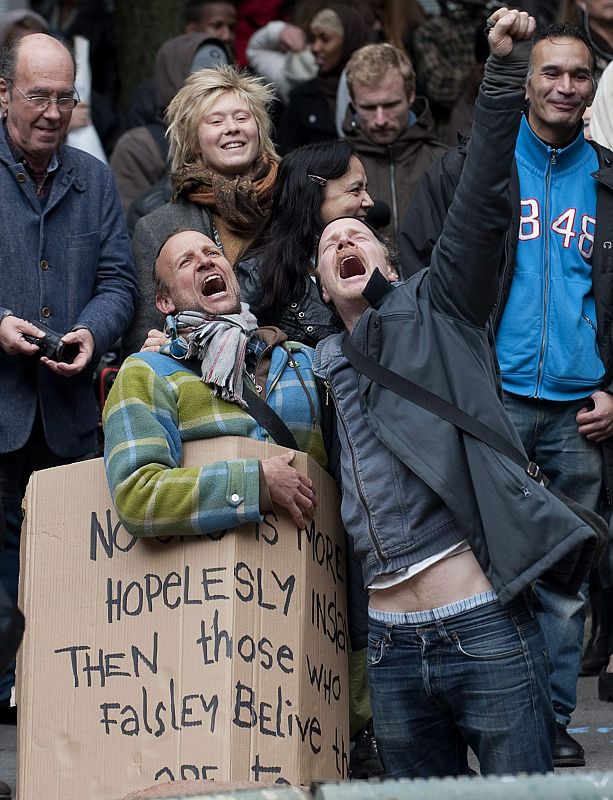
[171, 154, 278, 236]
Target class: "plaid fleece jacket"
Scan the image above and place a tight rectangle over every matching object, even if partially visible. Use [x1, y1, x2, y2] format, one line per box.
[103, 344, 326, 537]
[412, 9, 480, 109]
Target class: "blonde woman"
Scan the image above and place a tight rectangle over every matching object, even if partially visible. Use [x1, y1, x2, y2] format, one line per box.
[123, 64, 278, 357]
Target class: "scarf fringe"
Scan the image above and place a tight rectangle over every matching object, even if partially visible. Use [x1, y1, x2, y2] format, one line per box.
[162, 305, 258, 407]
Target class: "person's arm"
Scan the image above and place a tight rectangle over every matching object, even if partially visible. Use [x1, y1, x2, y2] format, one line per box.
[110, 128, 166, 213]
[67, 166, 139, 361]
[425, 8, 534, 327]
[103, 356, 315, 536]
[103, 356, 270, 537]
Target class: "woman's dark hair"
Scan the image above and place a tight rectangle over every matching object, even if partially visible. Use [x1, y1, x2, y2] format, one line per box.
[257, 138, 356, 314]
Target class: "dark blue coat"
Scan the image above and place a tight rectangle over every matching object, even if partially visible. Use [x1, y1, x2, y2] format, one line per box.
[0, 124, 138, 458]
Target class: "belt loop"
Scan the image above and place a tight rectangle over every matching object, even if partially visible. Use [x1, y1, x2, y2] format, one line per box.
[521, 589, 536, 618]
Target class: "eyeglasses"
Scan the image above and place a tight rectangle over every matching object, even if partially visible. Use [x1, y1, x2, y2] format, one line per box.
[11, 84, 79, 111]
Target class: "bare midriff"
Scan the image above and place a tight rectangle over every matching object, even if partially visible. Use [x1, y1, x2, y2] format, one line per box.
[369, 549, 493, 612]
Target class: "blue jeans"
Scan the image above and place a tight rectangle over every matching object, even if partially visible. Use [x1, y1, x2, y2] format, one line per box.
[367, 592, 554, 778]
[503, 393, 602, 727]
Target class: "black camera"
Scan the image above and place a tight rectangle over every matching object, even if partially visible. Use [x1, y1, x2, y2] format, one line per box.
[23, 321, 80, 364]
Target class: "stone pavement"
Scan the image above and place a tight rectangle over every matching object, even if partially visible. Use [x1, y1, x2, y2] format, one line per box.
[1, 676, 612, 798]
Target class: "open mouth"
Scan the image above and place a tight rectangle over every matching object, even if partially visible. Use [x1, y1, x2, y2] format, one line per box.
[222, 142, 245, 150]
[202, 274, 227, 297]
[339, 255, 366, 280]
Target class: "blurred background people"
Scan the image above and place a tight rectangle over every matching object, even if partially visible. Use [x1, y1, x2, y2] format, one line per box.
[278, 1, 375, 153]
[410, 0, 492, 141]
[246, 19, 317, 104]
[111, 33, 231, 213]
[185, 0, 237, 49]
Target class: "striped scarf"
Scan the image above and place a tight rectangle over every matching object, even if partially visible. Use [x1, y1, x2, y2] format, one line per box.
[162, 305, 258, 408]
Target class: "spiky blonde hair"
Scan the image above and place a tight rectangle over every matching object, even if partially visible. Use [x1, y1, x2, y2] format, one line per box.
[165, 64, 278, 174]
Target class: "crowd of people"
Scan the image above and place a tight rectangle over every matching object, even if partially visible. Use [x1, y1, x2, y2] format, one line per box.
[1, 0, 613, 797]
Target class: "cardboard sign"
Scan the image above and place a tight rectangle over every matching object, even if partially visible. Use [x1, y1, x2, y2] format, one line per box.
[17, 438, 349, 799]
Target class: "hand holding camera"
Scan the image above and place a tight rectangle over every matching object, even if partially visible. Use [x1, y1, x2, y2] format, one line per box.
[0, 315, 47, 357]
[39, 326, 95, 377]
[0, 315, 94, 376]
[22, 320, 80, 364]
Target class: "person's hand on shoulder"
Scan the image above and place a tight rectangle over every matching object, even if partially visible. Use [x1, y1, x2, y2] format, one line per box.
[141, 328, 167, 352]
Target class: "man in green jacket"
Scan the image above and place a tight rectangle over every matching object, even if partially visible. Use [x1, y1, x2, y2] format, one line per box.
[104, 229, 326, 539]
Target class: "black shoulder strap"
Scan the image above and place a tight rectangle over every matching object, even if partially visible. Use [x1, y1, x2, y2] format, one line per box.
[242, 385, 299, 450]
[341, 335, 544, 482]
[342, 336, 610, 564]
[181, 358, 298, 450]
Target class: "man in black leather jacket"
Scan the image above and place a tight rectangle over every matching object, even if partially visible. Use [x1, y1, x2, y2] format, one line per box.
[312, 9, 599, 778]
[399, 22, 613, 768]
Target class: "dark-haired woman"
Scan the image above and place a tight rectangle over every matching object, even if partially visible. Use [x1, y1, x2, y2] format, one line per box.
[241, 138, 373, 346]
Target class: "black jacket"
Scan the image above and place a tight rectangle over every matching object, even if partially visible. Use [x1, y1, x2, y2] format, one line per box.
[277, 78, 337, 155]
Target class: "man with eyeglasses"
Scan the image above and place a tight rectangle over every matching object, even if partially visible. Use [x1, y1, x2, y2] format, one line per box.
[0, 33, 138, 733]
